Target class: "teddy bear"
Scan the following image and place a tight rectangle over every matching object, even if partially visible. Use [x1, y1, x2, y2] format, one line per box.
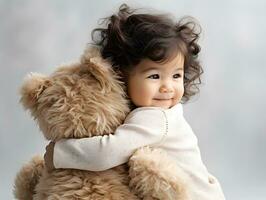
[14, 46, 189, 200]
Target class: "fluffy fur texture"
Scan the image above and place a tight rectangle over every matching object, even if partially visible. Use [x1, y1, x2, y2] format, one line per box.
[14, 46, 188, 199]
[14, 156, 44, 200]
[129, 148, 189, 200]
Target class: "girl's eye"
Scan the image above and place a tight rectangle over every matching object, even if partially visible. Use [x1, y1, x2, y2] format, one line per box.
[173, 74, 181, 79]
[147, 74, 160, 79]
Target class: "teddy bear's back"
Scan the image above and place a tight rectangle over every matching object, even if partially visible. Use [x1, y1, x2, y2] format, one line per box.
[34, 165, 139, 199]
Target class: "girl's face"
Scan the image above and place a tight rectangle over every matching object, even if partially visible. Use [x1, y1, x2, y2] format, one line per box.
[127, 53, 184, 109]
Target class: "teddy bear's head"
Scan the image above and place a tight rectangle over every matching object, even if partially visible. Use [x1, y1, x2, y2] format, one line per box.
[20, 47, 129, 141]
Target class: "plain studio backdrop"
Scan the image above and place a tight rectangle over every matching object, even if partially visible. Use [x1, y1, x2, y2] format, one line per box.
[1, 0, 265, 199]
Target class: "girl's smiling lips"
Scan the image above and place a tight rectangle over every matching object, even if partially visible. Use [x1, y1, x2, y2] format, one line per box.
[153, 98, 173, 101]
[153, 94, 174, 100]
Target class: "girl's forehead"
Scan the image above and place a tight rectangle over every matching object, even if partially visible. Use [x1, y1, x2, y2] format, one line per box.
[136, 53, 184, 72]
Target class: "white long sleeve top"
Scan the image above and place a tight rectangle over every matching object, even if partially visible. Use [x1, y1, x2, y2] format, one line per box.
[54, 103, 225, 199]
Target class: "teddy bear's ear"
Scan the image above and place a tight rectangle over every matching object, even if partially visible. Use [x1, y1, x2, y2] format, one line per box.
[88, 56, 115, 90]
[81, 46, 120, 91]
[81, 46, 112, 73]
[20, 73, 51, 111]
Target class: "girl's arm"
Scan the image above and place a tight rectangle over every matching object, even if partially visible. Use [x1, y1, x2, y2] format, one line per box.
[53, 108, 166, 171]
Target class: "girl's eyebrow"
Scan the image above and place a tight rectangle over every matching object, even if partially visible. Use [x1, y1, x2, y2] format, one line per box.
[141, 66, 183, 73]
[140, 67, 160, 73]
[174, 67, 184, 71]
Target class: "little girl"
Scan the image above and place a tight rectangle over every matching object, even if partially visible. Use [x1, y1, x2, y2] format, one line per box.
[45, 4, 225, 199]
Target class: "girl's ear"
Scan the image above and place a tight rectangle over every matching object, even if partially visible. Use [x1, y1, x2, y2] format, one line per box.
[20, 73, 51, 111]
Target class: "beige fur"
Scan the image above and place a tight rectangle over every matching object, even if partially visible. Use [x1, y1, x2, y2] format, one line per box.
[14, 155, 44, 200]
[14, 46, 188, 199]
[129, 148, 189, 200]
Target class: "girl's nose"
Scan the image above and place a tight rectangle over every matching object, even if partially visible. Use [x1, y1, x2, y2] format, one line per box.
[159, 84, 173, 93]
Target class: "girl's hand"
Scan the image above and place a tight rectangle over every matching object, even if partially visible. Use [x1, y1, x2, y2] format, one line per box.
[44, 141, 55, 172]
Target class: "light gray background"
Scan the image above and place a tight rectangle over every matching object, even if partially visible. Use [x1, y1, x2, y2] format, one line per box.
[1, 0, 265, 199]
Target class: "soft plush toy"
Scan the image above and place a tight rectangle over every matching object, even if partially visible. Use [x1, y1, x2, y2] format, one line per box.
[14, 46, 188, 200]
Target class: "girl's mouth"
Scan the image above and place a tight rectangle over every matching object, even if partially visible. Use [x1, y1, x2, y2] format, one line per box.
[154, 98, 173, 101]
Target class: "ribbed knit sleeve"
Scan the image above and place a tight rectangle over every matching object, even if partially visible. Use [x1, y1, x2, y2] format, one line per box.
[53, 108, 166, 171]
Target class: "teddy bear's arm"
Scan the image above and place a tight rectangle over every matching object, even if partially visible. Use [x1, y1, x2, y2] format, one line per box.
[14, 155, 45, 200]
[128, 146, 190, 200]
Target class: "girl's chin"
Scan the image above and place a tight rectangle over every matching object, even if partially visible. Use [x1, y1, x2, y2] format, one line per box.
[135, 99, 176, 108]
[151, 99, 174, 109]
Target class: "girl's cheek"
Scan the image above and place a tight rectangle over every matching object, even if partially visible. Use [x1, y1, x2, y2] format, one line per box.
[179, 86, 185, 97]
[174, 84, 184, 96]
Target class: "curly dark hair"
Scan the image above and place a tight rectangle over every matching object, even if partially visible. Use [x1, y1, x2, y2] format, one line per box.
[91, 4, 203, 103]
